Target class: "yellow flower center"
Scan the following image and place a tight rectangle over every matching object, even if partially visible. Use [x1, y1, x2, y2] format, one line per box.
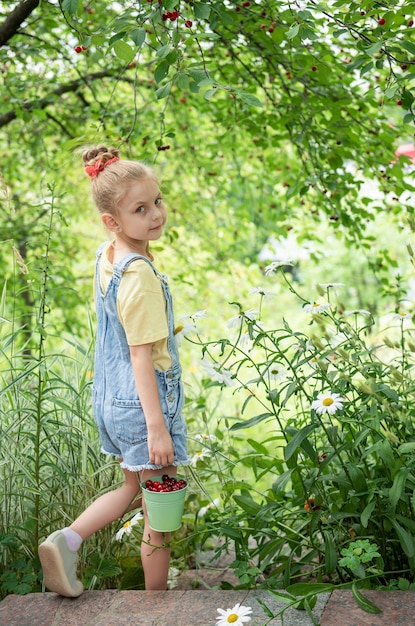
[322, 398, 334, 406]
[174, 325, 184, 335]
[312, 302, 320, 308]
[123, 521, 132, 529]
[227, 615, 238, 623]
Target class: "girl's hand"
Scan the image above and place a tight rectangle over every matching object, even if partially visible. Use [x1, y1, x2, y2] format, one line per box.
[147, 426, 175, 467]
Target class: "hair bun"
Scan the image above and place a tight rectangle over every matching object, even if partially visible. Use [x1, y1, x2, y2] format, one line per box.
[82, 145, 120, 168]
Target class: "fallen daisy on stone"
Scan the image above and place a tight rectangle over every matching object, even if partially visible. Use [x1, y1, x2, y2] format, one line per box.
[216, 602, 252, 625]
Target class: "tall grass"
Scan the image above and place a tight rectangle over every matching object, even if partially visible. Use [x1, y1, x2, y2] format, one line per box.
[0, 194, 129, 597]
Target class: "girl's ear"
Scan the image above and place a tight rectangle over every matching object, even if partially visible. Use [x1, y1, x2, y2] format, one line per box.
[101, 213, 121, 233]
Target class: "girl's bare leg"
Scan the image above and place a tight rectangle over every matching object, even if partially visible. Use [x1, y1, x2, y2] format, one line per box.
[140, 465, 177, 590]
[70, 466, 141, 539]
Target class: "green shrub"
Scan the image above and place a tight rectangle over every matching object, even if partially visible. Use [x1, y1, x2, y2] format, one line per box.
[186, 264, 415, 594]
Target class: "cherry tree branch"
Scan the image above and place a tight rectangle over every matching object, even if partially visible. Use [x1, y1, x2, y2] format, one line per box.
[0, 0, 40, 47]
[0, 69, 134, 128]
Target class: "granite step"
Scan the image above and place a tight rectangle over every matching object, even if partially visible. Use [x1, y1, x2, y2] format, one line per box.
[1, 589, 415, 626]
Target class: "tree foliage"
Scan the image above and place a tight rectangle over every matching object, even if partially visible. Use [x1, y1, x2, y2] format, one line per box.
[1, 1, 414, 231]
[1, 1, 415, 598]
[1, 0, 414, 337]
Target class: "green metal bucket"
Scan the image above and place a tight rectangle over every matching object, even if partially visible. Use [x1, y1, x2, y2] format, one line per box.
[141, 476, 187, 532]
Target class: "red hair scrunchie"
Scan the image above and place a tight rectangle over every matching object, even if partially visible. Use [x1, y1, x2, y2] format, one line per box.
[85, 156, 119, 179]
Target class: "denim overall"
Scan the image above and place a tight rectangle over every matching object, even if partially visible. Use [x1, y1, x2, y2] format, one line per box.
[92, 243, 189, 471]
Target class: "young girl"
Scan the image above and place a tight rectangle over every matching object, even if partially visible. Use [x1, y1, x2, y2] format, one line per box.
[38, 145, 190, 596]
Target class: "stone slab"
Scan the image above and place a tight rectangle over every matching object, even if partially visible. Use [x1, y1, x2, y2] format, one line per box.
[0, 589, 328, 626]
[320, 589, 415, 626]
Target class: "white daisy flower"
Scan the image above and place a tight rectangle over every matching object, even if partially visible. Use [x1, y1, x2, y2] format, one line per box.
[238, 320, 264, 345]
[216, 603, 253, 625]
[194, 433, 217, 443]
[191, 449, 212, 466]
[174, 317, 197, 345]
[226, 308, 259, 329]
[329, 330, 351, 347]
[293, 339, 315, 352]
[238, 330, 252, 349]
[264, 363, 288, 383]
[304, 302, 330, 314]
[197, 497, 220, 518]
[264, 260, 294, 276]
[319, 282, 344, 289]
[249, 286, 277, 298]
[311, 391, 344, 415]
[115, 512, 143, 541]
[308, 355, 328, 369]
[392, 311, 412, 320]
[191, 309, 208, 319]
[343, 309, 372, 317]
[200, 358, 235, 386]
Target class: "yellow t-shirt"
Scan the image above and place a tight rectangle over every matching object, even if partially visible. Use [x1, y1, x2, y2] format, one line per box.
[99, 243, 172, 371]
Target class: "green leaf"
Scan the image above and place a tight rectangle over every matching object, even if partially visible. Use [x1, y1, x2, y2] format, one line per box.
[188, 68, 209, 84]
[198, 78, 215, 88]
[247, 439, 269, 455]
[154, 60, 170, 84]
[361, 501, 376, 528]
[385, 86, 398, 99]
[238, 92, 263, 108]
[272, 469, 294, 494]
[365, 41, 384, 55]
[204, 88, 218, 101]
[156, 44, 172, 59]
[112, 40, 135, 63]
[323, 534, 337, 575]
[348, 465, 368, 493]
[268, 590, 297, 604]
[389, 468, 409, 508]
[175, 73, 189, 89]
[220, 525, 242, 540]
[390, 519, 415, 558]
[377, 383, 399, 402]
[399, 442, 415, 454]
[130, 28, 146, 48]
[163, 0, 177, 9]
[230, 412, 273, 430]
[194, 3, 211, 19]
[62, 0, 80, 16]
[401, 41, 415, 56]
[233, 494, 261, 515]
[155, 82, 171, 99]
[351, 583, 382, 614]
[109, 32, 126, 46]
[91, 34, 105, 47]
[287, 23, 300, 39]
[284, 424, 317, 462]
[286, 582, 334, 596]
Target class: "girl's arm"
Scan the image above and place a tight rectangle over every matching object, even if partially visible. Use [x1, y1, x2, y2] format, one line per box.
[130, 343, 175, 467]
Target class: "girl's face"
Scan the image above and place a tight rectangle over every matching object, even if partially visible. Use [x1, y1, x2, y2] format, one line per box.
[115, 177, 167, 243]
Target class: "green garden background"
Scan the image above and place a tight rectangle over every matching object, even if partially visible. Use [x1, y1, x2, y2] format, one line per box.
[1, 0, 415, 614]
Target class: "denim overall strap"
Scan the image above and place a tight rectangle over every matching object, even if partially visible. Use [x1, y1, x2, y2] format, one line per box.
[111, 252, 182, 374]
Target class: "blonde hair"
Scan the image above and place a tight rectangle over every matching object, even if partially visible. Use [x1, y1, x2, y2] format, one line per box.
[82, 145, 157, 216]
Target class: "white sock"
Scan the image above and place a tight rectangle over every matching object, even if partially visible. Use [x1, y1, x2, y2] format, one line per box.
[61, 527, 83, 552]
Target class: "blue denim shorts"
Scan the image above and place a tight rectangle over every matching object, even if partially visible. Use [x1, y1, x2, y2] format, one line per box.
[95, 367, 189, 472]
